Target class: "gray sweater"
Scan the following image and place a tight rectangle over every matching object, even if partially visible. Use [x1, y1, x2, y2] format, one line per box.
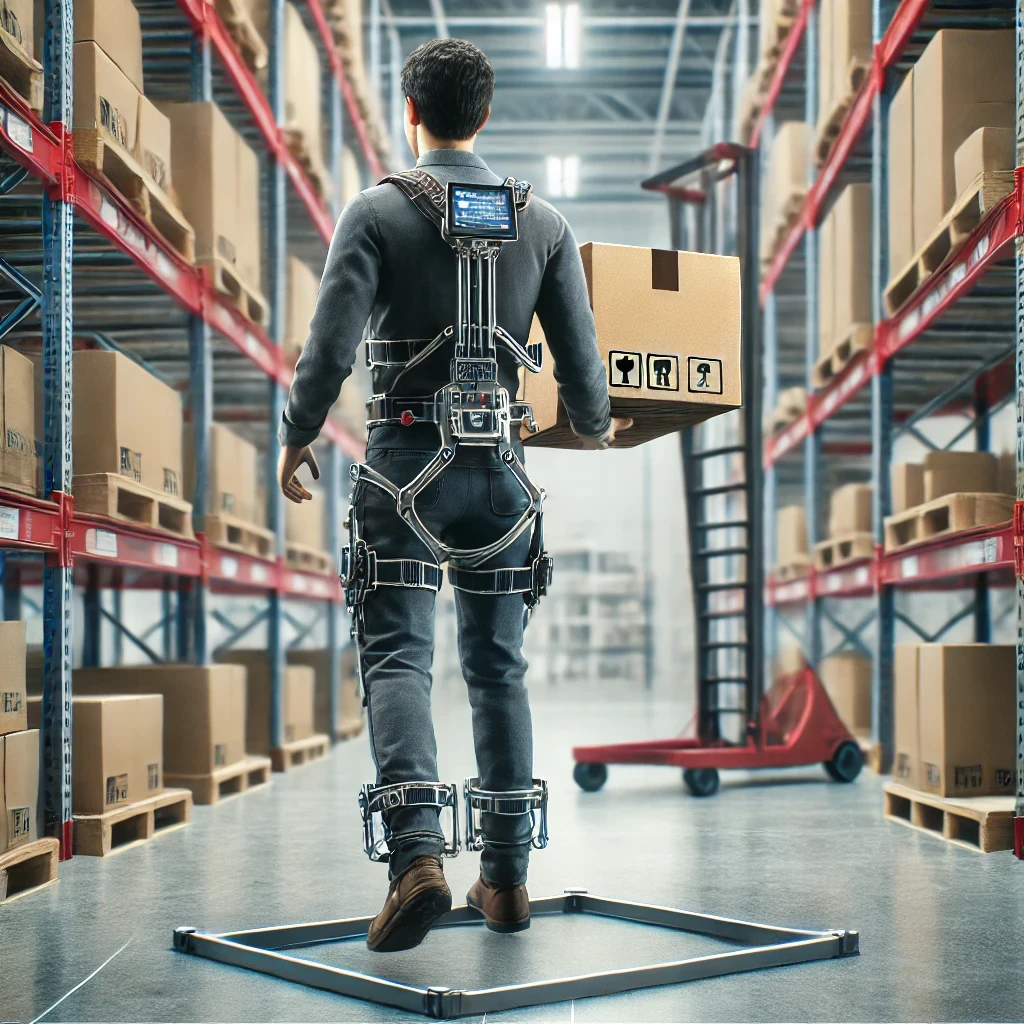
[280, 149, 612, 451]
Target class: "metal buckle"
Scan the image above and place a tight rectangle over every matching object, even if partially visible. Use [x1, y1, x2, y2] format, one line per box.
[359, 782, 461, 862]
[463, 778, 549, 852]
[528, 552, 553, 608]
[340, 540, 376, 610]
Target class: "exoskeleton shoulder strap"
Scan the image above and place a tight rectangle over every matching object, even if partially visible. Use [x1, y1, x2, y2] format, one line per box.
[379, 170, 446, 229]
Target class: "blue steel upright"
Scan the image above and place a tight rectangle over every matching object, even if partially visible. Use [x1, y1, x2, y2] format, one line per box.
[1014, 0, 1024, 852]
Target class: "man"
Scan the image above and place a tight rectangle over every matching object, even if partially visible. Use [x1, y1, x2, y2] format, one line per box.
[278, 37, 630, 953]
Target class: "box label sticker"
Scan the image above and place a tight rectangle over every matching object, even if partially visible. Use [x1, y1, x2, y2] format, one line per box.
[147, 763, 160, 790]
[994, 768, 1013, 789]
[251, 562, 270, 584]
[687, 356, 723, 395]
[608, 351, 642, 388]
[9, 806, 29, 843]
[119, 447, 142, 481]
[646, 354, 679, 391]
[86, 529, 118, 558]
[284, 724, 296, 743]
[221, 493, 236, 515]
[924, 763, 940, 787]
[894, 754, 911, 779]
[2, 690, 22, 713]
[163, 469, 180, 497]
[106, 774, 129, 805]
[953, 764, 983, 790]
[214, 743, 227, 767]
[156, 543, 178, 569]
[220, 555, 239, 578]
[0, 506, 19, 540]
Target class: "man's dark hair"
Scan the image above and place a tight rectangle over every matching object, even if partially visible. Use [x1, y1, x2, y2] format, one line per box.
[401, 38, 494, 141]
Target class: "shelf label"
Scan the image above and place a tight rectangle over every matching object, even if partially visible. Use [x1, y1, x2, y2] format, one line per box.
[291, 573, 308, 592]
[100, 197, 119, 230]
[251, 561, 270, 584]
[311, 579, 330, 598]
[155, 543, 178, 568]
[243, 332, 261, 357]
[855, 566, 870, 587]
[220, 555, 239, 578]
[900, 555, 918, 580]
[4, 109, 32, 152]
[0, 506, 19, 540]
[155, 251, 179, 285]
[86, 529, 118, 558]
[825, 573, 842, 593]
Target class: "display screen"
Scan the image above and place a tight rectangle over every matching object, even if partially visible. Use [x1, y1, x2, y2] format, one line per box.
[447, 184, 518, 239]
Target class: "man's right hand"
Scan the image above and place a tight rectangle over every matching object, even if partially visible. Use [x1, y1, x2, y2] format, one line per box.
[573, 416, 634, 450]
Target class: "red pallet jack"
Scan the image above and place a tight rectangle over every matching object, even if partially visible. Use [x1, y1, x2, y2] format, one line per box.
[573, 144, 864, 798]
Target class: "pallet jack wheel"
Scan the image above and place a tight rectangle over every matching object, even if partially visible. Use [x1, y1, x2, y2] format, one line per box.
[573, 762, 608, 792]
[682, 767, 719, 797]
[824, 740, 863, 783]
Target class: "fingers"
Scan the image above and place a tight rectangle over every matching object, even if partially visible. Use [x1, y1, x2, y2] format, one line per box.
[303, 448, 321, 481]
[282, 476, 313, 503]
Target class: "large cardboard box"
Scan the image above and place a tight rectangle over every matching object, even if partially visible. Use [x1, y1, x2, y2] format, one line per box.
[72, 665, 246, 777]
[774, 643, 806, 680]
[287, 647, 362, 737]
[819, 652, 871, 735]
[184, 422, 263, 526]
[214, 651, 315, 754]
[284, 256, 321, 367]
[832, 183, 873, 343]
[888, 69, 915, 273]
[284, 3, 324, 169]
[829, 482, 872, 537]
[776, 504, 807, 566]
[954, 126, 1014, 198]
[520, 244, 741, 448]
[135, 95, 172, 192]
[235, 133, 262, 294]
[917, 644, 1015, 797]
[73, 0, 144, 92]
[922, 450, 996, 502]
[891, 462, 924, 514]
[893, 644, 920, 789]
[0, 621, 27, 737]
[73, 41, 139, 156]
[340, 145, 362, 209]
[817, 206, 834, 357]
[831, 0, 871, 106]
[3, 0, 35, 59]
[912, 29, 1014, 244]
[768, 121, 811, 225]
[286, 490, 325, 550]
[29, 694, 162, 815]
[1, 344, 37, 496]
[816, 0, 832, 134]
[73, 350, 184, 497]
[0, 728, 38, 851]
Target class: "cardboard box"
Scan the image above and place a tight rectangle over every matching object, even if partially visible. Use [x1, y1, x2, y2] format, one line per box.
[284, 3, 323, 167]
[997, 449, 1015, 497]
[831, 0, 871, 106]
[954, 125, 1014, 198]
[893, 644, 920, 789]
[73, 350, 184, 496]
[286, 489, 325, 550]
[888, 69, 915, 273]
[829, 482, 872, 537]
[891, 462, 924, 514]
[819, 653, 871, 735]
[2, 0, 34, 59]
[817, 205, 834, 357]
[0, 621, 27, 737]
[922, 450, 996, 502]
[1, 344, 37, 496]
[214, 651, 315, 754]
[73, 41, 139, 155]
[184, 422, 263, 526]
[73, 0, 144, 92]
[28, 694, 162, 815]
[235, 133, 262, 293]
[340, 145, 361, 209]
[135, 95, 172, 192]
[287, 647, 362, 737]
[912, 29, 1014, 243]
[777, 504, 807, 566]
[285, 256, 321, 367]
[775, 643, 805, 680]
[816, 0, 832, 132]
[768, 121, 811, 225]
[0, 728, 38, 851]
[72, 665, 246, 777]
[832, 183, 873, 342]
[520, 244, 741, 447]
[917, 644, 1015, 797]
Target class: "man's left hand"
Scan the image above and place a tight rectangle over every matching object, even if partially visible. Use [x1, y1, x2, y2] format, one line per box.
[278, 445, 321, 503]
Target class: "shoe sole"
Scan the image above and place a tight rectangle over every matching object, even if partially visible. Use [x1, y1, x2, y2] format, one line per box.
[466, 894, 531, 933]
[367, 887, 452, 953]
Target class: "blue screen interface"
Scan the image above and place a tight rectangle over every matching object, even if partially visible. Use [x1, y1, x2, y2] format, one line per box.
[451, 187, 514, 235]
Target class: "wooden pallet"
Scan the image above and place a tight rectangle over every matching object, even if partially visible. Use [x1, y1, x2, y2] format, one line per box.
[0, 837, 59, 904]
[813, 531, 874, 571]
[73, 473, 194, 540]
[0, 24, 42, 112]
[285, 542, 335, 575]
[884, 170, 1015, 315]
[165, 755, 272, 806]
[883, 781, 1015, 854]
[213, 0, 268, 71]
[73, 788, 192, 857]
[283, 126, 331, 201]
[812, 324, 873, 389]
[201, 256, 270, 328]
[271, 732, 331, 773]
[883, 491, 1013, 553]
[203, 514, 276, 560]
[338, 715, 366, 740]
[769, 386, 807, 432]
[813, 59, 871, 167]
[773, 559, 810, 582]
[75, 130, 196, 265]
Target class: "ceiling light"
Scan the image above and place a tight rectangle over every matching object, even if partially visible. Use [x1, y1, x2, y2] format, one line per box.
[563, 154, 580, 197]
[545, 4, 563, 68]
[563, 4, 581, 69]
[546, 155, 564, 197]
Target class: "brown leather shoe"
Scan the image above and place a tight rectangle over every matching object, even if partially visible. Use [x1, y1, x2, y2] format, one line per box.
[366, 856, 452, 952]
[466, 873, 530, 933]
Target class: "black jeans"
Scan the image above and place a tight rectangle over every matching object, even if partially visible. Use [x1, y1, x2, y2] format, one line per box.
[353, 442, 536, 886]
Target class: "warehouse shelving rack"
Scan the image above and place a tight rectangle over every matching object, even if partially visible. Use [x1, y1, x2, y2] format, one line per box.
[756, 0, 1023, 857]
[0, 0, 379, 858]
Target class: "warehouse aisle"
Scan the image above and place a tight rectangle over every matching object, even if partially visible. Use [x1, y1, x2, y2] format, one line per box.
[4, 690, 1023, 1024]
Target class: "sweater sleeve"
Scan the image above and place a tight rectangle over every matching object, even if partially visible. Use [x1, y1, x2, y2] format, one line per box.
[279, 193, 380, 448]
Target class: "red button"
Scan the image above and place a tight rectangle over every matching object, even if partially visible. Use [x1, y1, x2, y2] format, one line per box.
[400, 410, 415, 426]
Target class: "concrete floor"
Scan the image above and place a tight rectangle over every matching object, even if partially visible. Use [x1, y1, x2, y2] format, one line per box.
[3, 691, 1023, 1023]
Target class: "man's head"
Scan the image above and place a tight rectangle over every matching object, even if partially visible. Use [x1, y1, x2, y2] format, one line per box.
[402, 38, 494, 156]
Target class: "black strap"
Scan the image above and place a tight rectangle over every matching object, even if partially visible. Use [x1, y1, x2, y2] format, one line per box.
[374, 557, 443, 591]
[379, 170, 446, 229]
[366, 338, 433, 367]
[366, 394, 536, 428]
[449, 565, 534, 595]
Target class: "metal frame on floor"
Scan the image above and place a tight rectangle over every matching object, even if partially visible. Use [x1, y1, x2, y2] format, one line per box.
[173, 890, 859, 1020]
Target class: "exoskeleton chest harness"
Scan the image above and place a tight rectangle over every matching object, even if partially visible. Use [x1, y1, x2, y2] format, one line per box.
[343, 170, 550, 863]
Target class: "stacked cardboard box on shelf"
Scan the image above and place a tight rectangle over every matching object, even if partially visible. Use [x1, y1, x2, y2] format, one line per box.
[775, 504, 808, 578]
[284, 256, 321, 370]
[282, 2, 329, 200]
[285, 489, 333, 572]
[768, 385, 806, 432]
[0, 345, 38, 497]
[814, 0, 871, 163]
[0, 621, 37, 854]
[287, 647, 363, 740]
[340, 145, 362, 209]
[814, 482, 874, 570]
[759, 121, 811, 267]
[818, 653, 871, 738]
[2, 0, 42, 111]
